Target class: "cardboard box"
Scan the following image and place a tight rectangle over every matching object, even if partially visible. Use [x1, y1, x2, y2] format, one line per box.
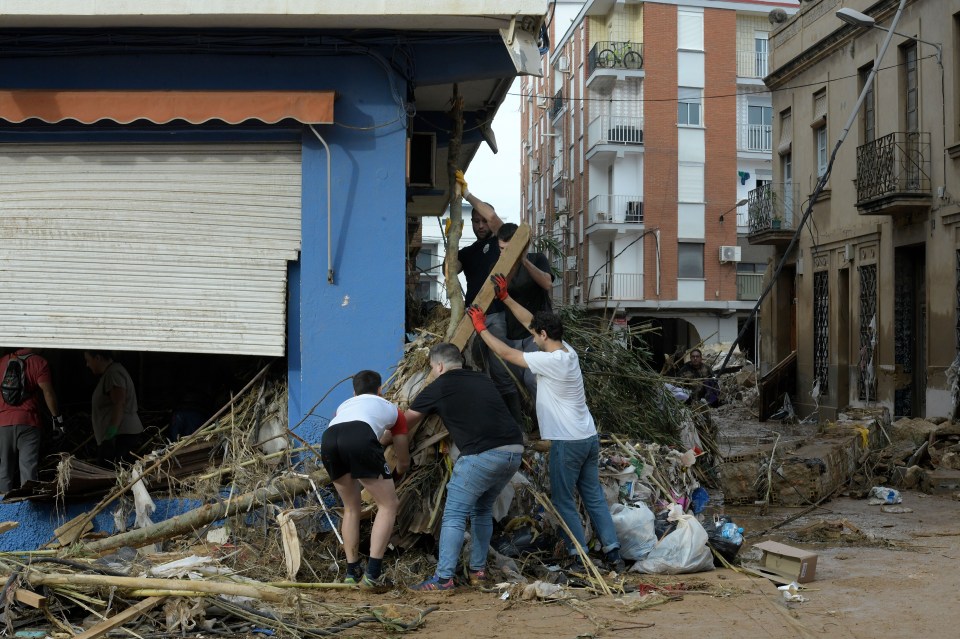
[752, 541, 818, 583]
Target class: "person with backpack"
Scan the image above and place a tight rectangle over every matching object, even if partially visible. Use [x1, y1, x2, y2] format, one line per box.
[0, 348, 62, 493]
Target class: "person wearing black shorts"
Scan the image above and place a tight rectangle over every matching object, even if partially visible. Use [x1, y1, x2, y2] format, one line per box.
[321, 370, 410, 590]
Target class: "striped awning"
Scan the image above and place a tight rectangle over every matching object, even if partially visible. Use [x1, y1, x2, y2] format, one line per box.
[0, 90, 334, 125]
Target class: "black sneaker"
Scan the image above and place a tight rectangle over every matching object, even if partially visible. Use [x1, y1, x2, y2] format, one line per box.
[604, 549, 626, 573]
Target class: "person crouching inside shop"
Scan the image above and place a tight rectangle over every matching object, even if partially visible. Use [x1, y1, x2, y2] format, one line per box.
[84, 351, 144, 466]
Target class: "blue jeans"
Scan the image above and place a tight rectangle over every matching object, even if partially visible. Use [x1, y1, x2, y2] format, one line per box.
[437, 448, 522, 579]
[549, 435, 621, 555]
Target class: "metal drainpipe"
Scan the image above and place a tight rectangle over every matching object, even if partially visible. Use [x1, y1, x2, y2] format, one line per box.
[308, 125, 334, 283]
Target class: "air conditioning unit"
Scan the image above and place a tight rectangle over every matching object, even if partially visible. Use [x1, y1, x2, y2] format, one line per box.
[537, 96, 548, 108]
[556, 197, 568, 211]
[530, 158, 540, 173]
[565, 255, 577, 271]
[571, 285, 582, 301]
[719, 245, 742, 263]
[557, 55, 571, 73]
[557, 213, 568, 228]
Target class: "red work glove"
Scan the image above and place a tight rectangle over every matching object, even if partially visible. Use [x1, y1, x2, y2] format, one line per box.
[467, 304, 488, 333]
[490, 273, 509, 301]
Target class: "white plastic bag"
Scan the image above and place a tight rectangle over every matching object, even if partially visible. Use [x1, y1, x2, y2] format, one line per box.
[609, 503, 657, 560]
[633, 504, 714, 574]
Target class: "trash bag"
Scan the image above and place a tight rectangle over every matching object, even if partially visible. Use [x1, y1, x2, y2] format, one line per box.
[609, 503, 657, 560]
[633, 505, 714, 574]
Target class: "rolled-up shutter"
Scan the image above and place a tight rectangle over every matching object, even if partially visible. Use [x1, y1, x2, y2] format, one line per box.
[0, 143, 301, 356]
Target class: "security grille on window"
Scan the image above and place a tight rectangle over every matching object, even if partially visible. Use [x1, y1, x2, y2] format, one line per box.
[858, 264, 877, 401]
[813, 270, 829, 394]
[678, 87, 702, 126]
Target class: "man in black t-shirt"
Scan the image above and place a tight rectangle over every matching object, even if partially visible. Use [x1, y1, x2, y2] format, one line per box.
[405, 342, 523, 591]
[453, 171, 524, 422]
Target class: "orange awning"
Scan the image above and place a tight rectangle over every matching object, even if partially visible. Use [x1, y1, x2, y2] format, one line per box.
[0, 90, 334, 125]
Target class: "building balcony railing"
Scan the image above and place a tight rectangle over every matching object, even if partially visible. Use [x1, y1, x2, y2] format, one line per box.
[550, 89, 564, 120]
[747, 182, 797, 239]
[738, 123, 772, 152]
[587, 194, 644, 227]
[588, 41, 644, 74]
[736, 273, 764, 301]
[855, 132, 932, 215]
[587, 272, 644, 302]
[736, 49, 768, 79]
[587, 115, 643, 148]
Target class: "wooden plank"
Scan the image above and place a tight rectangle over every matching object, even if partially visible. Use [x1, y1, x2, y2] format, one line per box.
[52, 514, 93, 547]
[759, 350, 797, 421]
[14, 588, 46, 608]
[450, 222, 531, 350]
[0, 521, 19, 535]
[72, 596, 166, 639]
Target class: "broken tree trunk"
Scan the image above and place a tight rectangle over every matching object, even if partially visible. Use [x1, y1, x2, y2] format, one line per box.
[445, 84, 465, 339]
[29, 573, 287, 602]
[79, 472, 325, 555]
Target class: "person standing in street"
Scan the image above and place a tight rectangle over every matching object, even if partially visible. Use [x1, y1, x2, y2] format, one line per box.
[467, 278, 626, 572]
[321, 369, 410, 591]
[405, 343, 523, 591]
[0, 348, 62, 493]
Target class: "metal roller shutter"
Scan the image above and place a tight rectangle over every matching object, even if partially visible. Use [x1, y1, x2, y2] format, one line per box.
[0, 143, 301, 356]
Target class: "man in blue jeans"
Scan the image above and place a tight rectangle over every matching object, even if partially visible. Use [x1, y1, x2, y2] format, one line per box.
[468, 276, 625, 573]
[404, 342, 523, 591]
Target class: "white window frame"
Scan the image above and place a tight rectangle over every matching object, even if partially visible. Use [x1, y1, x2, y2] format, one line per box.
[816, 125, 828, 177]
[678, 87, 702, 127]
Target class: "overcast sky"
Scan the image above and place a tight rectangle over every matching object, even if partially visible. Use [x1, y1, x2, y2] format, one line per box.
[463, 77, 523, 225]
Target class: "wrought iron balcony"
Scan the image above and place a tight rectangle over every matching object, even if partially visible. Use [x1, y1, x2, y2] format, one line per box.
[588, 41, 644, 74]
[550, 89, 564, 120]
[855, 132, 932, 215]
[747, 182, 797, 246]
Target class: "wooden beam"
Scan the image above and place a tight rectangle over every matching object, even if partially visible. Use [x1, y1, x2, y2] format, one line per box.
[72, 596, 166, 639]
[14, 588, 46, 608]
[449, 222, 531, 350]
[0, 521, 18, 535]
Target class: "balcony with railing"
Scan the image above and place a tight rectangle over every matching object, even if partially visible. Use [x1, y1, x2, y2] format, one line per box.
[855, 132, 932, 215]
[550, 89, 564, 121]
[586, 115, 643, 162]
[737, 273, 764, 301]
[738, 123, 772, 153]
[586, 194, 644, 238]
[586, 272, 644, 303]
[587, 40, 644, 92]
[747, 182, 798, 246]
[551, 152, 566, 186]
[736, 49, 768, 80]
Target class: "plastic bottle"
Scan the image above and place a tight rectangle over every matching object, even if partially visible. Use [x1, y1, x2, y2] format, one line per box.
[720, 522, 744, 545]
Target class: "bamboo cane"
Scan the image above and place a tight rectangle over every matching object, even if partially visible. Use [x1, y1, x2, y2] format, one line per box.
[29, 573, 286, 603]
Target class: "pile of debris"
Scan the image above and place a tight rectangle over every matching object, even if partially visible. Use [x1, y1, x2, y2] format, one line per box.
[856, 414, 960, 496]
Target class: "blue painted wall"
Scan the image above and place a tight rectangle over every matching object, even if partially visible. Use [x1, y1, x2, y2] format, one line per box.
[0, 48, 407, 545]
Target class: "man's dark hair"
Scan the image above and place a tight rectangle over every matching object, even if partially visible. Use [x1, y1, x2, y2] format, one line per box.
[429, 343, 463, 368]
[497, 223, 519, 242]
[690, 349, 703, 358]
[353, 370, 381, 395]
[84, 350, 114, 360]
[529, 311, 564, 341]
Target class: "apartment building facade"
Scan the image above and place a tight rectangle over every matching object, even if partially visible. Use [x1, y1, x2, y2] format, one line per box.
[521, 0, 797, 364]
[761, 0, 958, 419]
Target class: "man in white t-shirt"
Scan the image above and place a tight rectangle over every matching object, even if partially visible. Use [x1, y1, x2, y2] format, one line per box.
[467, 275, 625, 573]
[321, 370, 410, 590]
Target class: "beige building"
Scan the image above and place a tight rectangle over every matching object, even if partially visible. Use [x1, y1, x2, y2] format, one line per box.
[759, 0, 957, 419]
